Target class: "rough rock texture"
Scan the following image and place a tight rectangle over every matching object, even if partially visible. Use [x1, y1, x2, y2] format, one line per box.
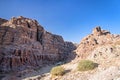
[35, 27, 120, 80]
[89, 66, 120, 80]
[76, 26, 120, 59]
[0, 16, 76, 72]
[88, 44, 120, 62]
[3, 26, 120, 80]
[38, 27, 120, 80]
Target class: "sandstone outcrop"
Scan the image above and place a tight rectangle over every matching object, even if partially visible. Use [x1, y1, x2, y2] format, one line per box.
[0, 16, 76, 72]
[76, 26, 120, 59]
[23, 27, 120, 80]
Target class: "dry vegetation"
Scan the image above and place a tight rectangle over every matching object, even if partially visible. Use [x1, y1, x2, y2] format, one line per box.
[50, 66, 65, 76]
[77, 60, 97, 71]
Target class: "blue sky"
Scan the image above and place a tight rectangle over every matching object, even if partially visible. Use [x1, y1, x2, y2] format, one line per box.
[0, 0, 120, 43]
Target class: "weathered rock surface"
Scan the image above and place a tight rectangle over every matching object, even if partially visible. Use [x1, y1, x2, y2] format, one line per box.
[7, 26, 120, 80]
[89, 66, 120, 80]
[0, 16, 76, 72]
[88, 44, 120, 62]
[76, 26, 120, 59]
[36, 27, 120, 80]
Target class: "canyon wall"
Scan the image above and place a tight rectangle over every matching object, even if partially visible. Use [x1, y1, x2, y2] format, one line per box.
[0, 16, 76, 72]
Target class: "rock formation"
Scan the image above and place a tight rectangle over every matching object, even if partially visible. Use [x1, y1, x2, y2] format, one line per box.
[48, 27, 120, 80]
[76, 26, 120, 59]
[22, 27, 120, 80]
[0, 16, 76, 72]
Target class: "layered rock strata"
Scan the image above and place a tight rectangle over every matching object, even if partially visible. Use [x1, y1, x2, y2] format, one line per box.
[0, 16, 76, 72]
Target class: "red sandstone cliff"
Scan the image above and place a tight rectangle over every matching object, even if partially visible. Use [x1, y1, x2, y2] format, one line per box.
[0, 16, 76, 72]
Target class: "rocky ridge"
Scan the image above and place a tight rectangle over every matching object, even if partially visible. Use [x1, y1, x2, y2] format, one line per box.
[76, 26, 120, 59]
[1, 17, 120, 80]
[59, 27, 120, 80]
[0, 16, 76, 72]
[25, 27, 120, 80]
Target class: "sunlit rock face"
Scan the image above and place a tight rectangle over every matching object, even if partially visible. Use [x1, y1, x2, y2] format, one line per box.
[0, 16, 76, 72]
[76, 26, 120, 59]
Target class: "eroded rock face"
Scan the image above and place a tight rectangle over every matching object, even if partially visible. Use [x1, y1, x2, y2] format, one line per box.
[0, 16, 76, 72]
[76, 26, 120, 59]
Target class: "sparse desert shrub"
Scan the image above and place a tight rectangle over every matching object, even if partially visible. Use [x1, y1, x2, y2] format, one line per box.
[50, 66, 65, 76]
[77, 60, 97, 71]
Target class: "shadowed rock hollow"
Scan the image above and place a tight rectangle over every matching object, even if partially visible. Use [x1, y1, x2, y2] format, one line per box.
[0, 16, 76, 72]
